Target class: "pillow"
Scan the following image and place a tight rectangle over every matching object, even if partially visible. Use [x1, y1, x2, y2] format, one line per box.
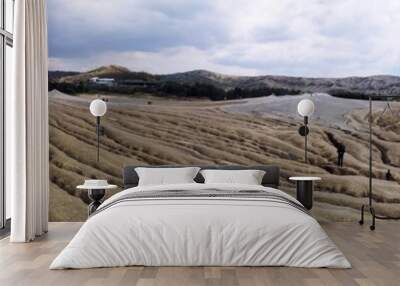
[135, 167, 201, 186]
[200, 169, 266, 185]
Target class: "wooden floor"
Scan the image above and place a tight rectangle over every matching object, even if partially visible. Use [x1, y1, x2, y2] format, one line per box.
[0, 222, 399, 286]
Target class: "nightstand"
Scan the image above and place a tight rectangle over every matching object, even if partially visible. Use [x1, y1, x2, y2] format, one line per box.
[289, 177, 321, 210]
[77, 180, 118, 216]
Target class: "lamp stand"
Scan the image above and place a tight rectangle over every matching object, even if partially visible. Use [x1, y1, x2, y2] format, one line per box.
[304, 116, 308, 163]
[96, 116, 100, 162]
[359, 97, 375, 230]
[359, 95, 400, 230]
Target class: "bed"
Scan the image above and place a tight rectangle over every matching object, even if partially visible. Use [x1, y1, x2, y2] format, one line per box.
[50, 165, 351, 269]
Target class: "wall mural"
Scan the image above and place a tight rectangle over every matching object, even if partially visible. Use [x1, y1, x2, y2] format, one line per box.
[48, 68, 400, 222]
[48, 1, 400, 222]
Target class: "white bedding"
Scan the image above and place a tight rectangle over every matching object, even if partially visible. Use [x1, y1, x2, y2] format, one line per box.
[50, 183, 351, 269]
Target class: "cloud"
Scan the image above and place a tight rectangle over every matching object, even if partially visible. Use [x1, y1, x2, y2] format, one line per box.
[48, 0, 400, 77]
[48, 0, 228, 57]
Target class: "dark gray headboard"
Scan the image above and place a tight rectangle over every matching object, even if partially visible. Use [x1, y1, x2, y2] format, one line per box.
[123, 165, 280, 189]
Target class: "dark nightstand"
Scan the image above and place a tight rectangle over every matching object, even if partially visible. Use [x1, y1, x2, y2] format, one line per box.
[289, 177, 321, 210]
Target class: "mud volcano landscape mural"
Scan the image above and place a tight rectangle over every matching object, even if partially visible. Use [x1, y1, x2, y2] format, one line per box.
[48, 66, 400, 222]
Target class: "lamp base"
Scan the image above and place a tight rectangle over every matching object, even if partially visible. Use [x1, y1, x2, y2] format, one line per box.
[359, 204, 375, 231]
[88, 189, 106, 216]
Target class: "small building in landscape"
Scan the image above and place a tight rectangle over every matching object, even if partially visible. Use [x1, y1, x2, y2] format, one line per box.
[89, 77, 115, 87]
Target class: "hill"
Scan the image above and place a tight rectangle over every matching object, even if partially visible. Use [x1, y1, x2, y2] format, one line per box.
[48, 70, 80, 81]
[162, 69, 243, 90]
[48, 90, 400, 221]
[58, 65, 158, 83]
[163, 71, 400, 97]
[49, 66, 400, 98]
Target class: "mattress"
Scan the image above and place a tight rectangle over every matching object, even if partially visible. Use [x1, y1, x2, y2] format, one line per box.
[50, 183, 351, 269]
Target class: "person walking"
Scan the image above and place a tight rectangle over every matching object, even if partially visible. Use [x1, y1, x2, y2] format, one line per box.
[337, 143, 346, 167]
[386, 169, 394, 181]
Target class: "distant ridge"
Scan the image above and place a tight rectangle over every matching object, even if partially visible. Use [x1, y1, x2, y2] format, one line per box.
[58, 65, 158, 83]
[49, 65, 400, 97]
[88, 65, 130, 75]
[48, 70, 80, 81]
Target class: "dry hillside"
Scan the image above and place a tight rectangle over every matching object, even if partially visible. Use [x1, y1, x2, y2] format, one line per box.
[49, 91, 400, 222]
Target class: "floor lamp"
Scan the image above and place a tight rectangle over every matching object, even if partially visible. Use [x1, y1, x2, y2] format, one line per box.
[297, 99, 315, 163]
[89, 99, 107, 162]
[359, 95, 399, 230]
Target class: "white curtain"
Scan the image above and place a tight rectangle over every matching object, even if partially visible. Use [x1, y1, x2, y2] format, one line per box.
[8, 0, 49, 242]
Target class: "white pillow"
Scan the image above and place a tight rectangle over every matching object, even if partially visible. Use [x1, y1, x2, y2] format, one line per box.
[200, 169, 266, 185]
[135, 167, 200, 186]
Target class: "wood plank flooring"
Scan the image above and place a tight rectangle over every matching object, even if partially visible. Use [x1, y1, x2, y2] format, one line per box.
[0, 221, 399, 286]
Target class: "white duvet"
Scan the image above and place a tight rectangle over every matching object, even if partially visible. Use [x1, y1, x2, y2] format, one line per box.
[50, 183, 351, 269]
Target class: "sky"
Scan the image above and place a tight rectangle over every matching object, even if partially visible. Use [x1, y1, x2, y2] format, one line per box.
[48, 0, 400, 77]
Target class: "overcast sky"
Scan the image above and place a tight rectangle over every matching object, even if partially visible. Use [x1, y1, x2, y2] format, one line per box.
[48, 0, 400, 77]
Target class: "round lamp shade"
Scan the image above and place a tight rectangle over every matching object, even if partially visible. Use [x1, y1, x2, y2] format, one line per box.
[90, 99, 107, 117]
[297, 99, 315, 117]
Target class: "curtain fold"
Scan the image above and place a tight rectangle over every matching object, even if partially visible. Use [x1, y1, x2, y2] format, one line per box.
[9, 0, 49, 242]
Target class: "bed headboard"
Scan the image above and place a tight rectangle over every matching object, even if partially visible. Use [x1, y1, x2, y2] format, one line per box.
[123, 165, 280, 189]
